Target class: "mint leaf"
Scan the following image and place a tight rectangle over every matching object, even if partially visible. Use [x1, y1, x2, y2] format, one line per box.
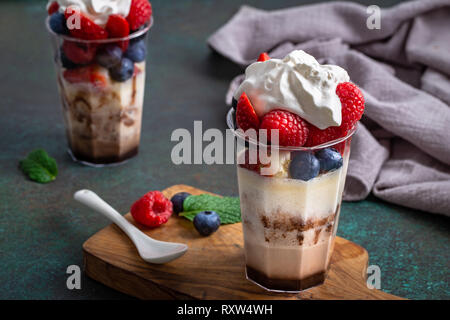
[19, 149, 58, 183]
[180, 194, 241, 224]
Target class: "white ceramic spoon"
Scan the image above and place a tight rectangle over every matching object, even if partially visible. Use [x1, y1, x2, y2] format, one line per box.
[74, 189, 188, 264]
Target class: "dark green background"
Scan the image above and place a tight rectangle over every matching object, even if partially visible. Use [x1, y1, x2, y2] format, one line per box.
[0, 0, 448, 300]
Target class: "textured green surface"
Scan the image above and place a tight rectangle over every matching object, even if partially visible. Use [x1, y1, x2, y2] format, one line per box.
[0, 0, 449, 300]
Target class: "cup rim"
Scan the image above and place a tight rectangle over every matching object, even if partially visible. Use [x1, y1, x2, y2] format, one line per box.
[226, 107, 356, 151]
[45, 16, 153, 44]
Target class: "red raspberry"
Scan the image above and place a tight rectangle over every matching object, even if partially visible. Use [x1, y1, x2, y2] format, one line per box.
[306, 82, 364, 147]
[47, 1, 59, 15]
[106, 14, 130, 51]
[131, 191, 173, 228]
[62, 40, 97, 65]
[305, 125, 343, 147]
[63, 66, 107, 89]
[257, 52, 270, 62]
[336, 82, 365, 133]
[236, 92, 260, 131]
[260, 110, 309, 147]
[127, 0, 152, 31]
[65, 7, 108, 40]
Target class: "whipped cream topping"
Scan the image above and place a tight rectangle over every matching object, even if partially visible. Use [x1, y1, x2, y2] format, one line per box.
[234, 50, 350, 130]
[49, 0, 131, 27]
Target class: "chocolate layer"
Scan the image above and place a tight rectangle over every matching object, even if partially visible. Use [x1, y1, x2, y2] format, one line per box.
[246, 266, 326, 292]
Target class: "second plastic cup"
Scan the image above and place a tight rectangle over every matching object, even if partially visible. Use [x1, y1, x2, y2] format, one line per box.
[47, 18, 152, 166]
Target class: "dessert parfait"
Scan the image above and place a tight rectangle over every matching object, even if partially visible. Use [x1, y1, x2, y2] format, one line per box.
[46, 0, 153, 165]
[227, 50, 365, 292]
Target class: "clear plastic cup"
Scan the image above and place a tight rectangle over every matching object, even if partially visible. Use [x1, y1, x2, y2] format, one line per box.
[226, 108, 355, 292]
[46, 18, 153, 166]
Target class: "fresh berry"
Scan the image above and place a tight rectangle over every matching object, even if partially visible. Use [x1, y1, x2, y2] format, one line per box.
[49, 12, 69, 35]
[60, 48, 79, 69]
[63, 66, 107, 89]
[65, 7, 108, 40]
[231, 97, 238, 110]
[105, 14, 130, 51]
[289, 151, 320, 181]
[109, 57, 134, 82]
[96, 45, 123, 68]
[315, 147, 343, 172]
[305, 125, 343, 147]
[336, 82, 365, 133]
[127, 0, 152, 31]
[193, 211, 221, 236]
[47, 1, 60, 15]
[62, 40, 97, 65]
[236, 92, 259, 131]
[260, 110, 309, 146]
[106, 14, 130, 38]
[257, 52, 270, 62]
[124, 39, 146, 62]
[170, 192, 191, 215]
[130, 191, 173, 228]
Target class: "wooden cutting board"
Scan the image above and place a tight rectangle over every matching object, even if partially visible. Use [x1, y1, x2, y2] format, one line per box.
[83, 184, 403, 300]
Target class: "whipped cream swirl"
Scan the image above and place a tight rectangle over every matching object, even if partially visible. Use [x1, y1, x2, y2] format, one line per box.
[49, 0, 131, 27]
[234, 50, 350, 130]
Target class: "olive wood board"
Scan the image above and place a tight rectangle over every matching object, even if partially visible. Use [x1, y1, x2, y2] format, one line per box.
[82, 184, 403, 300]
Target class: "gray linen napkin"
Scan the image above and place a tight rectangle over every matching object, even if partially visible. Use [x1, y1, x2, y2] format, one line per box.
[208, 0, 450, 216]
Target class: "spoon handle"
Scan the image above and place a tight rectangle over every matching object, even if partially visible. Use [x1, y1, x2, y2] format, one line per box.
[74, 189, 144, 244]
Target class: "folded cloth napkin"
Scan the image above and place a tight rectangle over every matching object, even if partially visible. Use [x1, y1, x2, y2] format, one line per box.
[208, 0, 450, 216]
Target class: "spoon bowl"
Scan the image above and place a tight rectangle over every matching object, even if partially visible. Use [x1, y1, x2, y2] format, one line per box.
[74, 189, 188, 264]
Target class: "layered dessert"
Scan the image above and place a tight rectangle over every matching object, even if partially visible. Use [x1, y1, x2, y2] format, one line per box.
[46, 0, 153, 164]
[230, 50, 365, 291]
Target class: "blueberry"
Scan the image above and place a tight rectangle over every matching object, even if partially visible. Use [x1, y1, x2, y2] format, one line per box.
[170, 192, 191, 215]
[315, 148, 343, 172]
[96, 45, 123, 68]
[60, 48, 78, 69]
[49, 12, 69, 35]
[124, 40, 146, 63]
[289, 151, 320, 181]
[231, 97, 238, 110]
[193, 211, 221, 236]
[109, 58, 134, 82]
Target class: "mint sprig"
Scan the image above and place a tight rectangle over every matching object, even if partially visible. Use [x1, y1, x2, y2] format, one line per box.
[19, 149, 58, 183]
[179, 194, 241, 224]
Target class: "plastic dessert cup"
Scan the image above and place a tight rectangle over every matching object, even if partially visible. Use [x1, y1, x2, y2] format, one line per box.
[46, 18, 152, 166]
[226, 108, 356, 292]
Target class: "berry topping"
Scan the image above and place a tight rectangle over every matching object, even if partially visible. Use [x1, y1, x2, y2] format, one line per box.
[336, 82, 365, 134]
[131, 191, 173, 228]
[62, 41, 97, 65]
[124, 39, 147, 62]
[63, 66, 107, 89]
[60, 49, 79, 69]
[170, 192, 191, 215]
[305, 82, 364, 147]
[109, 57, 134, 82]
[127, 0, 152, 31]
[260, 110, 309, 146]
[96, 45, 123, 68]
[47, 2, 60, 16]
[49, 12, 69, 35]
[305, 125, 343, 147]
[193, 211, 221, 236]
[65, 8, 108, 40]
[315, 147, 343, 172]
[105, 14, 130, 38]
[289, 151, 320, 181]
[236, 92, 260, 131]
[257, 52, 270, 62]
